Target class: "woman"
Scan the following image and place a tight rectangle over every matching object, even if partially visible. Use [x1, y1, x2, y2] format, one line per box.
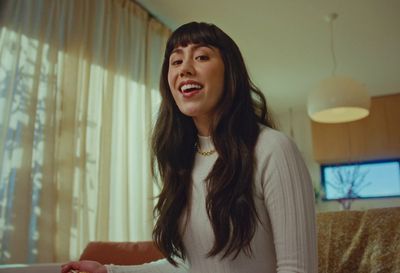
[62, 22, 317, 273]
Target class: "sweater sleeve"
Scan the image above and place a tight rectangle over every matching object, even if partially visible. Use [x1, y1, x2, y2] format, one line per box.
[260, 131, 318, 273]
[106, 258, 189, 273]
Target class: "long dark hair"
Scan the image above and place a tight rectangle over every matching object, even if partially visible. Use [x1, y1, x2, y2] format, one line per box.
[151, 22, 275, 265]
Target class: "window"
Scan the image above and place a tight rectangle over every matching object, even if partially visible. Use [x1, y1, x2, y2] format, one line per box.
[321, 159, 400, 200]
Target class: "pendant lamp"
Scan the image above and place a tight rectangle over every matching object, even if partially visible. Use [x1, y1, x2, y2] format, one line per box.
[307, 13, 371, 123]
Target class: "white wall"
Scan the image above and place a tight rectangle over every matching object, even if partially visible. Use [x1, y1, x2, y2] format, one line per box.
[275, 107, 400, 212]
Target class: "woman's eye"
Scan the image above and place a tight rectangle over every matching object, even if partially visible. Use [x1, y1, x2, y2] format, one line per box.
[171, 59, 182, 66]
[196, 55, 209, 61]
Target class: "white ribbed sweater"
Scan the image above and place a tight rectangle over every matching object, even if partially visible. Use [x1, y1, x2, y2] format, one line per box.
[107, 127, 318, 273]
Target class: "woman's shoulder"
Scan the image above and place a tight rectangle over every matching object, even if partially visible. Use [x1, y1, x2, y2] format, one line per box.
[256, 125, 300, 158]
[257, 125, 293, 146]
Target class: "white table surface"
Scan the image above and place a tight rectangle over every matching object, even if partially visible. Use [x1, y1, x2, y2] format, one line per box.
[0, 263, 62, 273]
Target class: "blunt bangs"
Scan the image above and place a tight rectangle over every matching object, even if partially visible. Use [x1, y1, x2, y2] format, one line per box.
[165, 22, 223, 58]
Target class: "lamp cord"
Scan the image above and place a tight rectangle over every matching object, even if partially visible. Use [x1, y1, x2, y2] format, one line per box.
[329, 19, 337, 76]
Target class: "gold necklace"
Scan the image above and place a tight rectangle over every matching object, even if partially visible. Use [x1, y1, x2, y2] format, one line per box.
[195, 142, 216, 156]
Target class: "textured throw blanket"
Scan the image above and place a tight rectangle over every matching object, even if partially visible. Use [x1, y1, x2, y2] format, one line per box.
[317, 207, 400, 273]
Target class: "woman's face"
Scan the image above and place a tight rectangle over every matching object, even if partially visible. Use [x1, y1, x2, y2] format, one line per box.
[167, 43, 225, 123]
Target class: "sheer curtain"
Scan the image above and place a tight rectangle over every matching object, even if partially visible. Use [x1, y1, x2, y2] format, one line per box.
[0, 0, 170, 263]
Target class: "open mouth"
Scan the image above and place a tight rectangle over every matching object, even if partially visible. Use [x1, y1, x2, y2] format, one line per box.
[179, 83, 203, 94]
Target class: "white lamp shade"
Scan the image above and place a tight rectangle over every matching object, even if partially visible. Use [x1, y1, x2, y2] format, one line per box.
[307, 76, 371, 123]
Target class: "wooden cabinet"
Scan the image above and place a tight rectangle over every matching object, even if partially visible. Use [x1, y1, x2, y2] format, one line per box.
[311, 122, 351, 163]
[385, 94, 400, 157]
[348, 96, 389, 160]
[311, 93, 400, 164]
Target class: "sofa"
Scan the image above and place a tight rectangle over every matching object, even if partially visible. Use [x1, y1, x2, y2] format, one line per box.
[316, 206, 400, 273]
[1, 207, 399, 273]
[79, 207, 400, 273]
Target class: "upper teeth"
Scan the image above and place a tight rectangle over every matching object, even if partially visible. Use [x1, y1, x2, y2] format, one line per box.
[181, 84, 202, 92]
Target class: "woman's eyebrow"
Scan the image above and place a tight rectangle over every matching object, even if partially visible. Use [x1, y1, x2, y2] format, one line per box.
[171, 48, 183, 55]
[170, 44, 215, 56]
[192, 44, 215, 51]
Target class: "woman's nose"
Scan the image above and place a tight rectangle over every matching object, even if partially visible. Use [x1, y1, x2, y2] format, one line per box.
[179, 60, 195, 77]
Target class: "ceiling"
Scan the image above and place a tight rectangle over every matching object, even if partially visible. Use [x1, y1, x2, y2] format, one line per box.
[137, 0, 400, 115]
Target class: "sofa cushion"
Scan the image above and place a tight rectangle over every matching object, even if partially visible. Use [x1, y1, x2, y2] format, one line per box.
[317, 207, 400, 273]
[79, 241, 164, 265]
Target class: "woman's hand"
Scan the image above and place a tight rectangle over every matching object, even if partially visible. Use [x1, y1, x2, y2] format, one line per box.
[61, 260, 107, 273]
